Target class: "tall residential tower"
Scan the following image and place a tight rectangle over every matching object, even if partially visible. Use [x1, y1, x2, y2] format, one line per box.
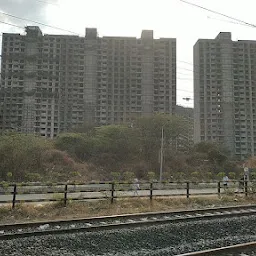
[0, 27, 176, 137]
[194, 32, 256, 159]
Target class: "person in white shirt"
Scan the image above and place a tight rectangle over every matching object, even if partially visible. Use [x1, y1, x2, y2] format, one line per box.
[133, 178, 140, 196]
[223, 175, 229, 189]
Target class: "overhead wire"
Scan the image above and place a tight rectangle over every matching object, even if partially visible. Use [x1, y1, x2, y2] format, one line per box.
[1, 3, 255, 134]
[2, 7, 256, 101]
[179, 0, 256, 28]
[1, 6, 252, 76]
[0, 17, 193, 94]
[0, 20, 24, 29]
[206, 16, 253, 27]
[0, 11, 79, 35]
[175, 1, 256, 138]
[178, 60, 193, 66]
[177, 4, 256, 104]
[33, 0, 59, 6]
[178, 0, 256, 103]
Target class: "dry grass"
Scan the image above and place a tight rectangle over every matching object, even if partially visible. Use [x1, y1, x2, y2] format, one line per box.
[0, 195, 255, 225]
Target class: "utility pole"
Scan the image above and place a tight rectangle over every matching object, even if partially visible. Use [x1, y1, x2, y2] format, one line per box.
[159, 126, 164, 182]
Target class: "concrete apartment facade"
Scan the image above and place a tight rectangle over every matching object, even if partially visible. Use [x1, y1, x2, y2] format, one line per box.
[194, 32, 256, 159]
[0, 26, 176, 138]
[175, 105, 194, 152]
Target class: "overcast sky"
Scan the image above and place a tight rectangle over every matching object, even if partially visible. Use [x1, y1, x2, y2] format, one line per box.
[1, 0, 256, 107]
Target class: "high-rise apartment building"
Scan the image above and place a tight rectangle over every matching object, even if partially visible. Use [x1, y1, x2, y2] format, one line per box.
[175, 105, 194, 152]
[0, 26, 176, 138]
[194, 32, 256, 159]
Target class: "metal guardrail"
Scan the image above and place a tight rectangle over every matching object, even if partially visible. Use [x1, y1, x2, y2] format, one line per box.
[0, 180, 253, 209]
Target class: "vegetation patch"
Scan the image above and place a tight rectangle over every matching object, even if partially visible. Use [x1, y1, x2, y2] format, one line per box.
[0, 195, 254, 225]
[0, 115, 246, 183]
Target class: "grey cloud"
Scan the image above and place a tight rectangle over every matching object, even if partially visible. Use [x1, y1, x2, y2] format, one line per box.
[0, 0, 58, 30]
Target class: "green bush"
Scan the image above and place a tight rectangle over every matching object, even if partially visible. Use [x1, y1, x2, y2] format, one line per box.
[55, 133, 91, 160]
[123, 171, 135, 182]
[147, 171, 156, 181]
[175, 171, 185, 181]
[191, 171, 200, 180]
[228, 172, 236, 180]
[24, 173, 42, 182]
[0, 134, 52, 181]
[217, 172, 225, 180]
[111, 172, 121, 182]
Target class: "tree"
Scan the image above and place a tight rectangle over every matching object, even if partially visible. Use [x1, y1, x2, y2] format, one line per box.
[134, 114, 189, 163]
[55, 133, 94, 160]
[0, 134, 52, 181]
[147, 171, 156, 181]
[191, 171, 200, 181]
[217, 172, 225, 180]
[111, 171, 121, 182]
[93, 125, 140, 161]
[123, 171, 135, 182]
[69, 122, 96, 135]
[192, 141, 229, 166]
[194, 141, 218, 154]
[228, 172, 236, 180]
[246, 156, 256, 169]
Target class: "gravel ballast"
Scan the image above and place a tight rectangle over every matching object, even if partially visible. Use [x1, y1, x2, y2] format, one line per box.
[1, 215, 256, 255]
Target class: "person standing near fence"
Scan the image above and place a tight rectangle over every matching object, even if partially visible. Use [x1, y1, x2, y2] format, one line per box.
[133, 178, 140, 196]
[223, 175, 229, 189]
[244, 167, 249, 182]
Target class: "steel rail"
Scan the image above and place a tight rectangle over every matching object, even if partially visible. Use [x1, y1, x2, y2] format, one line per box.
[1, 204, 256, 240]
[1, 204, 256, 230]
[177, 241, 256, 255]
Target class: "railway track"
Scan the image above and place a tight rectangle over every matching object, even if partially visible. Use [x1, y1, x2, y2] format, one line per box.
[178, 241, 256, 255]
[1, 204, 256, 240]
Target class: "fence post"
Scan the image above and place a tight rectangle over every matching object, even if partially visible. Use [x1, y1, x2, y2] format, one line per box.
[245, 180, 248, 197]
[64, 184, 68, 207]
[218, 181, 221, 198]
[186, 182, 189, 199]
[12, 184, 17, 209]
[111, 182, 115, 204]
[150, 182, 153, 201]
